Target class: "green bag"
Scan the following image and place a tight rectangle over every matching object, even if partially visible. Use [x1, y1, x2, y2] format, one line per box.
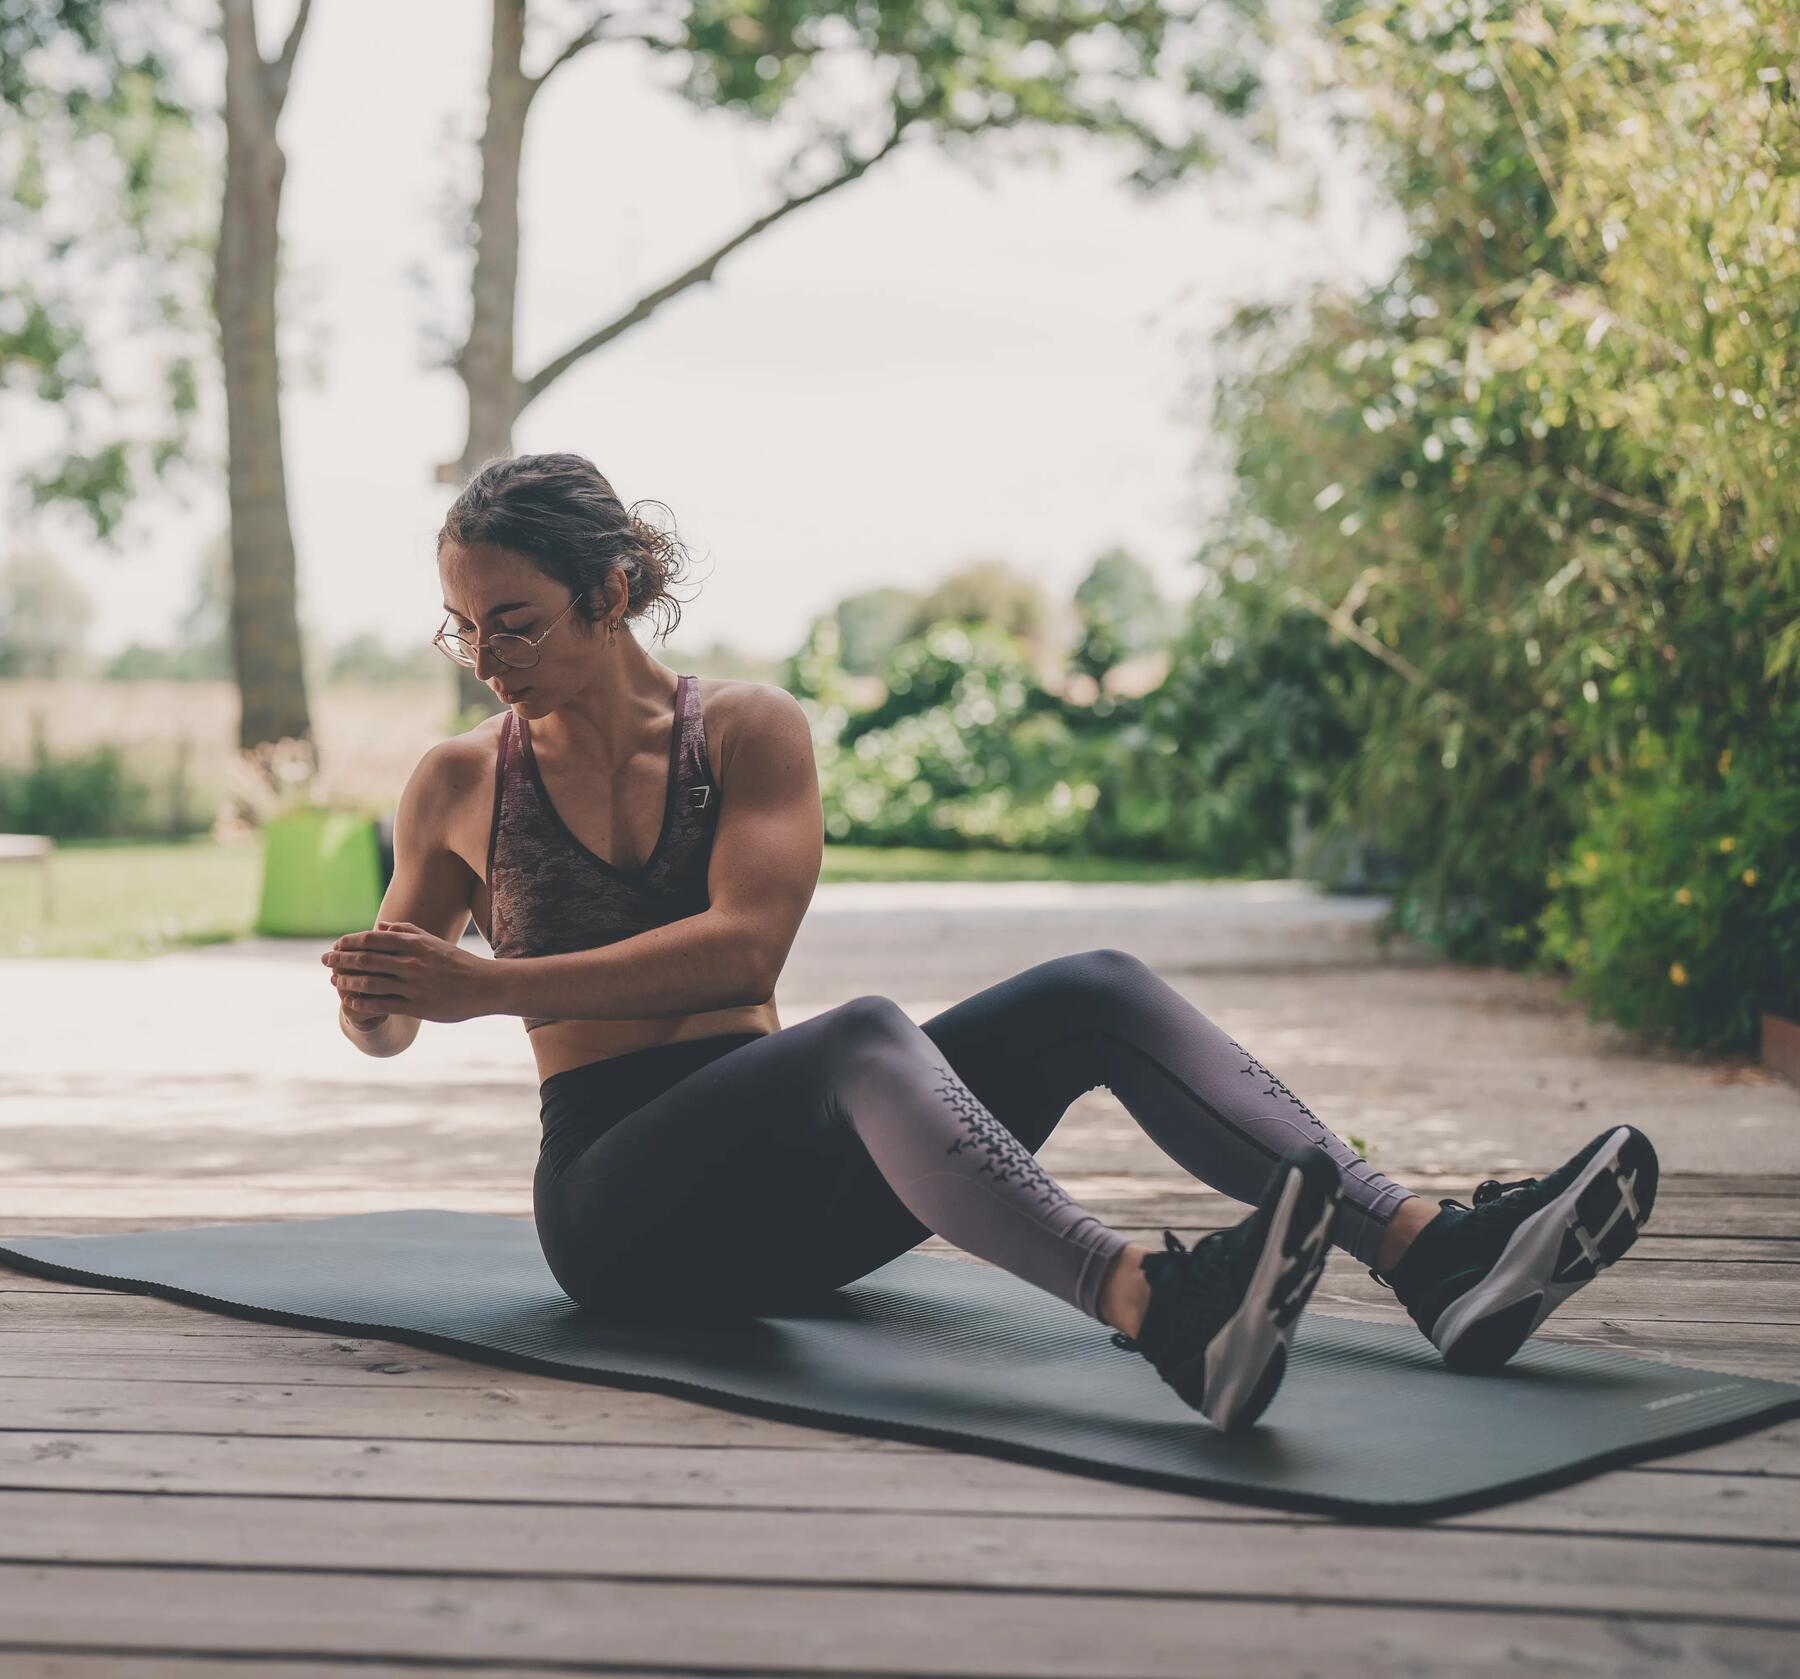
[254, 808, 384, 937]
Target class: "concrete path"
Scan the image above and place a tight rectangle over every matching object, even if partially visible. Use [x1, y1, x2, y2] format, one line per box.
[1, 880, 1790, 1225]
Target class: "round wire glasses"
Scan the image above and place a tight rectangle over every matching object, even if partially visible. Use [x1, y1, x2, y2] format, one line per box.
[434, 594, 581, 670]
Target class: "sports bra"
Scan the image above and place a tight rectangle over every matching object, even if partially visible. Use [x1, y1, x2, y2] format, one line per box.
[483, 673, 719, 1031]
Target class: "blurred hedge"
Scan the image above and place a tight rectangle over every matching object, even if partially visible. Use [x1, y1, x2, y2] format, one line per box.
[1187, 0, 1798, 1051]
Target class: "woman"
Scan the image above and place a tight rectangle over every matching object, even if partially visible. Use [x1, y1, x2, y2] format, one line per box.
[324, 452, 1660, 1434]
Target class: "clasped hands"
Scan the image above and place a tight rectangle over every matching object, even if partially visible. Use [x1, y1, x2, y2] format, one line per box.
[322, 920, 499, 1026]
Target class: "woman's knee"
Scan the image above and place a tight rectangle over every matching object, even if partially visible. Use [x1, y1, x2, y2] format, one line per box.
[822, 992, 919, 1045]
[1081, 946, 1154, 978]
[1031, 946, 1157, 1006]
[802, 994, 943, 1108]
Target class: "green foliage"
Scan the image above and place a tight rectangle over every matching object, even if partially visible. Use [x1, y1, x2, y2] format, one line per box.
[814, 621, 1105, 850]
[0, 714, 211, 840]
[1, 1, 212, 537]
[913, 560, 1058, 666]
[0, 734, 149, 838]
[1537, 714, 1800, 1055]
[787, 578, 1353, 875]
[1071, 546, 1168, 684]
[834, 586, 924, 675]
[1145, 565, 1365, 876]
[779, 612, 862, 710]
[667, 0, 1279, 192]
[1198, 0, 1798, 1017]
[785, 555, 1371, 875]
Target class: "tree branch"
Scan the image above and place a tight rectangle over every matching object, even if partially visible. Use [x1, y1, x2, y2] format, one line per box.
[527, 13, 683, 108]
[266, 0, 315, 115]
[1563, 464, 1674, 524]
[519, 116, 916, 409]
[530, 16, 604, 92]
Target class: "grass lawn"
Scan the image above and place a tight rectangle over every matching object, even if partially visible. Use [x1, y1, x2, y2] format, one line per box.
[0, 837, 265, 959]
[1, 836, 1224, 958]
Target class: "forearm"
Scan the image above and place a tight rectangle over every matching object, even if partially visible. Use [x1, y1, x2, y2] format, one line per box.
[493, 910, 769, 1022]
[339, 1001, 421, 1057]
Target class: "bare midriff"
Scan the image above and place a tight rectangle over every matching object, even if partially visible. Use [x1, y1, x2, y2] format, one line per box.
[449, 709, 781, 1084]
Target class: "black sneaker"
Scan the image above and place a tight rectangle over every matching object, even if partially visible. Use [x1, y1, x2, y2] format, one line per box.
[1370, 1124, 1659, 1373]
[1111, 1145, 1341, 1432]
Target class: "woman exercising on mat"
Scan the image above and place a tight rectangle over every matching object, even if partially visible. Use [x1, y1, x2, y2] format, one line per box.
[323, 451, 1660, 1433]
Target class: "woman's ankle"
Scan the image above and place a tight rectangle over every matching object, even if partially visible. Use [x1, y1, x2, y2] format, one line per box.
[1374, 1194, 1438, 1275]
[1098, 1242, 1152, 1339]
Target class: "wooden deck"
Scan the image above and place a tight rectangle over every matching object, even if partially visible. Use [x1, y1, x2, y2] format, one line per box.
[2, 1167, 1796, 1677]
[3, 894, 1797, 1677]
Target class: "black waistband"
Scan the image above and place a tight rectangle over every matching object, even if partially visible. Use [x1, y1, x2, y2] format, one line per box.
[538, 1031, 767, 1127]
[536, 1031, 767, 1180]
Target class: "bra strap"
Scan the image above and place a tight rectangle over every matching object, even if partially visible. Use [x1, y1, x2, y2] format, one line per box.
[676, 674, 713, 813]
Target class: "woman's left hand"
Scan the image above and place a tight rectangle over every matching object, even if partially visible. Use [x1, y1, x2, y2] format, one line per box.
[322, 920, 498, 1024]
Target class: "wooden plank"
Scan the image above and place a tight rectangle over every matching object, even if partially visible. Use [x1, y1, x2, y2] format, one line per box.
[0, 1375, 928, 1449]
[0, 1566, 1792, 1677]
[0, 1431, 1794, 1541]
[2, 1371, 1791, 1478]
[0, 1490, 1794, 1622]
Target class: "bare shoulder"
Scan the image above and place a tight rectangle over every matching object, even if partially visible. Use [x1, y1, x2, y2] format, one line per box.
[698, 677, 811, 778]
[428, 710, 508, 800]
[404, 712, 509, 863]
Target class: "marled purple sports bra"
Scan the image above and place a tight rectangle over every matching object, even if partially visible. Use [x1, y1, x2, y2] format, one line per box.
[484, 673, 719, 1031]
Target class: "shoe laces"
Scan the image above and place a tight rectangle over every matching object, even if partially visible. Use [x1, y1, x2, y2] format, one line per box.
[1461, 1174, 1542, 1216]
[1366, 1175, 1542, 1292]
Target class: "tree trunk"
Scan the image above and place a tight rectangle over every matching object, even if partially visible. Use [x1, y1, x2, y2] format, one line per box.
[441, 0, 531, 726]
[216, 0, 313, 755]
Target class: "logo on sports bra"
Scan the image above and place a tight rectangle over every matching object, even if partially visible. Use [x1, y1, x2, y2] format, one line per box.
[684, 784, 713, 811]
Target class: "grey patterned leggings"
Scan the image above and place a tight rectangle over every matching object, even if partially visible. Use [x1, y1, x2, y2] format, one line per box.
[534, 948, 1418, 1323]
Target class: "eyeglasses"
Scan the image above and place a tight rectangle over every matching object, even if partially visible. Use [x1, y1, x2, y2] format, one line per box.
[434, 594, 581, 670]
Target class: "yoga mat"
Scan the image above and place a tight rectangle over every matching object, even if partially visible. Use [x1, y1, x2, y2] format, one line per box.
[4, 1208, 1796, 1525]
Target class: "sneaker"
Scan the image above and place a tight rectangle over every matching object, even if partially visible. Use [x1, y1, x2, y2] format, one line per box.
[1370, 1123, 1659, 1373]
[1111, 1145, 1341, 1432]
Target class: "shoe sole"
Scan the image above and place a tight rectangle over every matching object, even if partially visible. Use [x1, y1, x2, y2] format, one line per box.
[1430, 1124, 1658, 1373]
[1200, 1148, 1342, 1432]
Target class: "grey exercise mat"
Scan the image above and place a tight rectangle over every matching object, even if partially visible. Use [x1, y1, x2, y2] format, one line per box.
[4, 1208, 1796, 1524]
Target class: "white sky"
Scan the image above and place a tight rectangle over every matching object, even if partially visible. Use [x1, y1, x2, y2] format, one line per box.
[5, 1, 1404, 662]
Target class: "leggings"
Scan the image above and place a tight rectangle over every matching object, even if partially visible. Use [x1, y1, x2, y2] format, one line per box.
[533, 947, 1418, 1324]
